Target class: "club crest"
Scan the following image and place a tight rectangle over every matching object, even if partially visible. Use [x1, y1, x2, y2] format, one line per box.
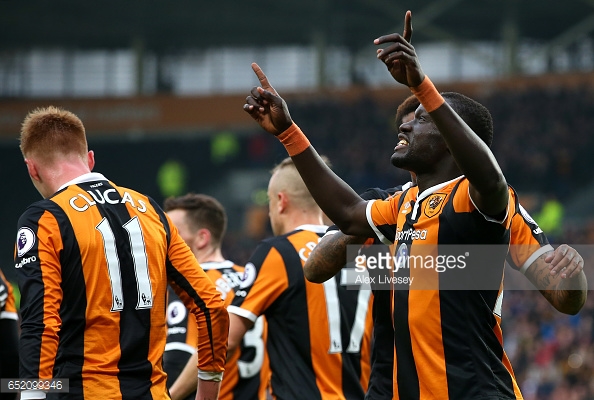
[424, 193, 447, 218]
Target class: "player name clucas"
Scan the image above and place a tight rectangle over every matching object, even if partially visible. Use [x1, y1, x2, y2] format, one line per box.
[69, 188, 147, 213]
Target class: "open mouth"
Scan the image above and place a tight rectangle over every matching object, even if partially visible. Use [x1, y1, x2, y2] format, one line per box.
[395, 136, 409, 151]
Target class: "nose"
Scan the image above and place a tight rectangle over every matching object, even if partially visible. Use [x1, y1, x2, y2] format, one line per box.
[399, 121, 412, 132]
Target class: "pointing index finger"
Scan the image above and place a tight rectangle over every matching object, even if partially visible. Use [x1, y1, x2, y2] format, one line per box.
[403, 10, 413, 43]
[251, 62, 277, 94]
[374, 10, 412, 46]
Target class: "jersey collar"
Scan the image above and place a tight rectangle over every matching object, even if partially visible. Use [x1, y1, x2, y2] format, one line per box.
[58, 172, 108, 192]
[411, 175, 464, 219]
[200, 260, 235, 270]
[295, 224, 329, 234]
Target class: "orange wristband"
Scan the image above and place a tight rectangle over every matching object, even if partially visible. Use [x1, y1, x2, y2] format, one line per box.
[278, 123, 311, 156]
[411, 76, 445, 113]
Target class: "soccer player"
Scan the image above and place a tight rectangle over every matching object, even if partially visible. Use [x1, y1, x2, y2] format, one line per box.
[14, 107, 229, 400]
[0, 270, 18, 400]
[242, 11, 587, 399]
[162, 193, 270, 400]
[227, 157, 373, 399]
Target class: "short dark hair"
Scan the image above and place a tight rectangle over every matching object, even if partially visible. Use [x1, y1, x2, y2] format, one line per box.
[395, 95, 420, 127]
[442, 92, 494, 147]
[163, 193, 227, 245]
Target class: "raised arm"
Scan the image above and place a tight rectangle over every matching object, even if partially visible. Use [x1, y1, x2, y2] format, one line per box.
[375, 11, 508, 217]
[243, 64, 372, 236]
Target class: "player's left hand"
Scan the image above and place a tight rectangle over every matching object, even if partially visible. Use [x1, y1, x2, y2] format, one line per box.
[243, 63, 293, 136]
[545, 244, 584, 279]
[374, 11, 425, 88]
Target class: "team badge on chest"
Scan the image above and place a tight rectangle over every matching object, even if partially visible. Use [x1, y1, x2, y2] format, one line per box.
[424, 193, 447, 218]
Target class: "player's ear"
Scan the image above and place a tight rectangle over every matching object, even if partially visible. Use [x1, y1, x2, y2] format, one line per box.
[194, 228, 211, 250]
[87, 150, 95, 170]
[25, 159, 41, 182]
[277, 191, 289, 214]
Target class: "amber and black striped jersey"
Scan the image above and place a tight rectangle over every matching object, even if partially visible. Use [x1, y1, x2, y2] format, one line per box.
[164, 260, 270, 400]
[0, 269, 17, 320]
[326, 185, 406, 400]
[228, 225, 372, 400]
[14, 172, 229, 399]
[368, 176, 521, 400]
[354, 186, 406, 400]
[506, 188, 553, 272]
[0, 268, 19, 397]
[353, 183, 551, 399]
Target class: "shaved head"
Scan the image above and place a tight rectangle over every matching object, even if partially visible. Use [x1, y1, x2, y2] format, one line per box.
[269, 156, 331, 211]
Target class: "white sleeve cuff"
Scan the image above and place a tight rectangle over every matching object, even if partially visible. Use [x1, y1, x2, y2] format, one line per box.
[366, 200, 392, 246]
[227, 305, 258, 323]
[20, 390, 47, 399]
[0, 311, 18, 320]
[198, 370, 224, 382]
[519, 244, 554, 274]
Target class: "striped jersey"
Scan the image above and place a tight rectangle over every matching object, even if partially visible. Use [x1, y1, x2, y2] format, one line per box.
[0, 268, 19, 394]
[14, 172, 229, 399]
[228, 225, 373, 400]
[358, 183, 550, 399]
[0, 269, 17, 321]
[164, 260, 270, 400]
[367, 176, 521, 400]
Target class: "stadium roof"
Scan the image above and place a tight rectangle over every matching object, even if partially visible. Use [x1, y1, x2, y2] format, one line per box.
[1, 0, 594, 53]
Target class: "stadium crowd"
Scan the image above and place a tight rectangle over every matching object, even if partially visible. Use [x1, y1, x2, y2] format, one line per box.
[502, 291, 594, 399]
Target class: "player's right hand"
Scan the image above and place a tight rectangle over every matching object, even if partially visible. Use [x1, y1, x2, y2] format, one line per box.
[243, 63, 293, 136]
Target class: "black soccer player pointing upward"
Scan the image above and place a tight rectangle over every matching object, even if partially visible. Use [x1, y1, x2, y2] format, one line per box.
[243, 10, 508, 237]
[244, 10, 543, 400]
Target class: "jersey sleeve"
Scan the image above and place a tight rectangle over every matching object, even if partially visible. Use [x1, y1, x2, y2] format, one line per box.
[15, 205, 63, 382]
[464, 180, 515, 228]
[228, 241, 289, 323]
[448, 179, 515, 231]
[165, 216, 229, 377]
[507, 203, 553, 273]
[366, 193, 404, 246]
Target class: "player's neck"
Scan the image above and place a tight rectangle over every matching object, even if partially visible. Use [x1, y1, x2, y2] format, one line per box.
[415, 163, 461, 193]
[282, 211, 324, 235]
[196, 247, 225, 264]
[47, 164, 93, 196]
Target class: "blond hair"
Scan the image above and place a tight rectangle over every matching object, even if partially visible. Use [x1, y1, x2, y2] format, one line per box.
[20, 106, 87, 162]
[270, 156, 331, 211]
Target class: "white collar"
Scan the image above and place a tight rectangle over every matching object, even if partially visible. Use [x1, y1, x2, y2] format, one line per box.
[58, 172, 108, 192]
[411, 175, 464, 219]
[200, 260, 235, 270]
[295, 224, 329, 234]
[416, 175, 464, 202]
